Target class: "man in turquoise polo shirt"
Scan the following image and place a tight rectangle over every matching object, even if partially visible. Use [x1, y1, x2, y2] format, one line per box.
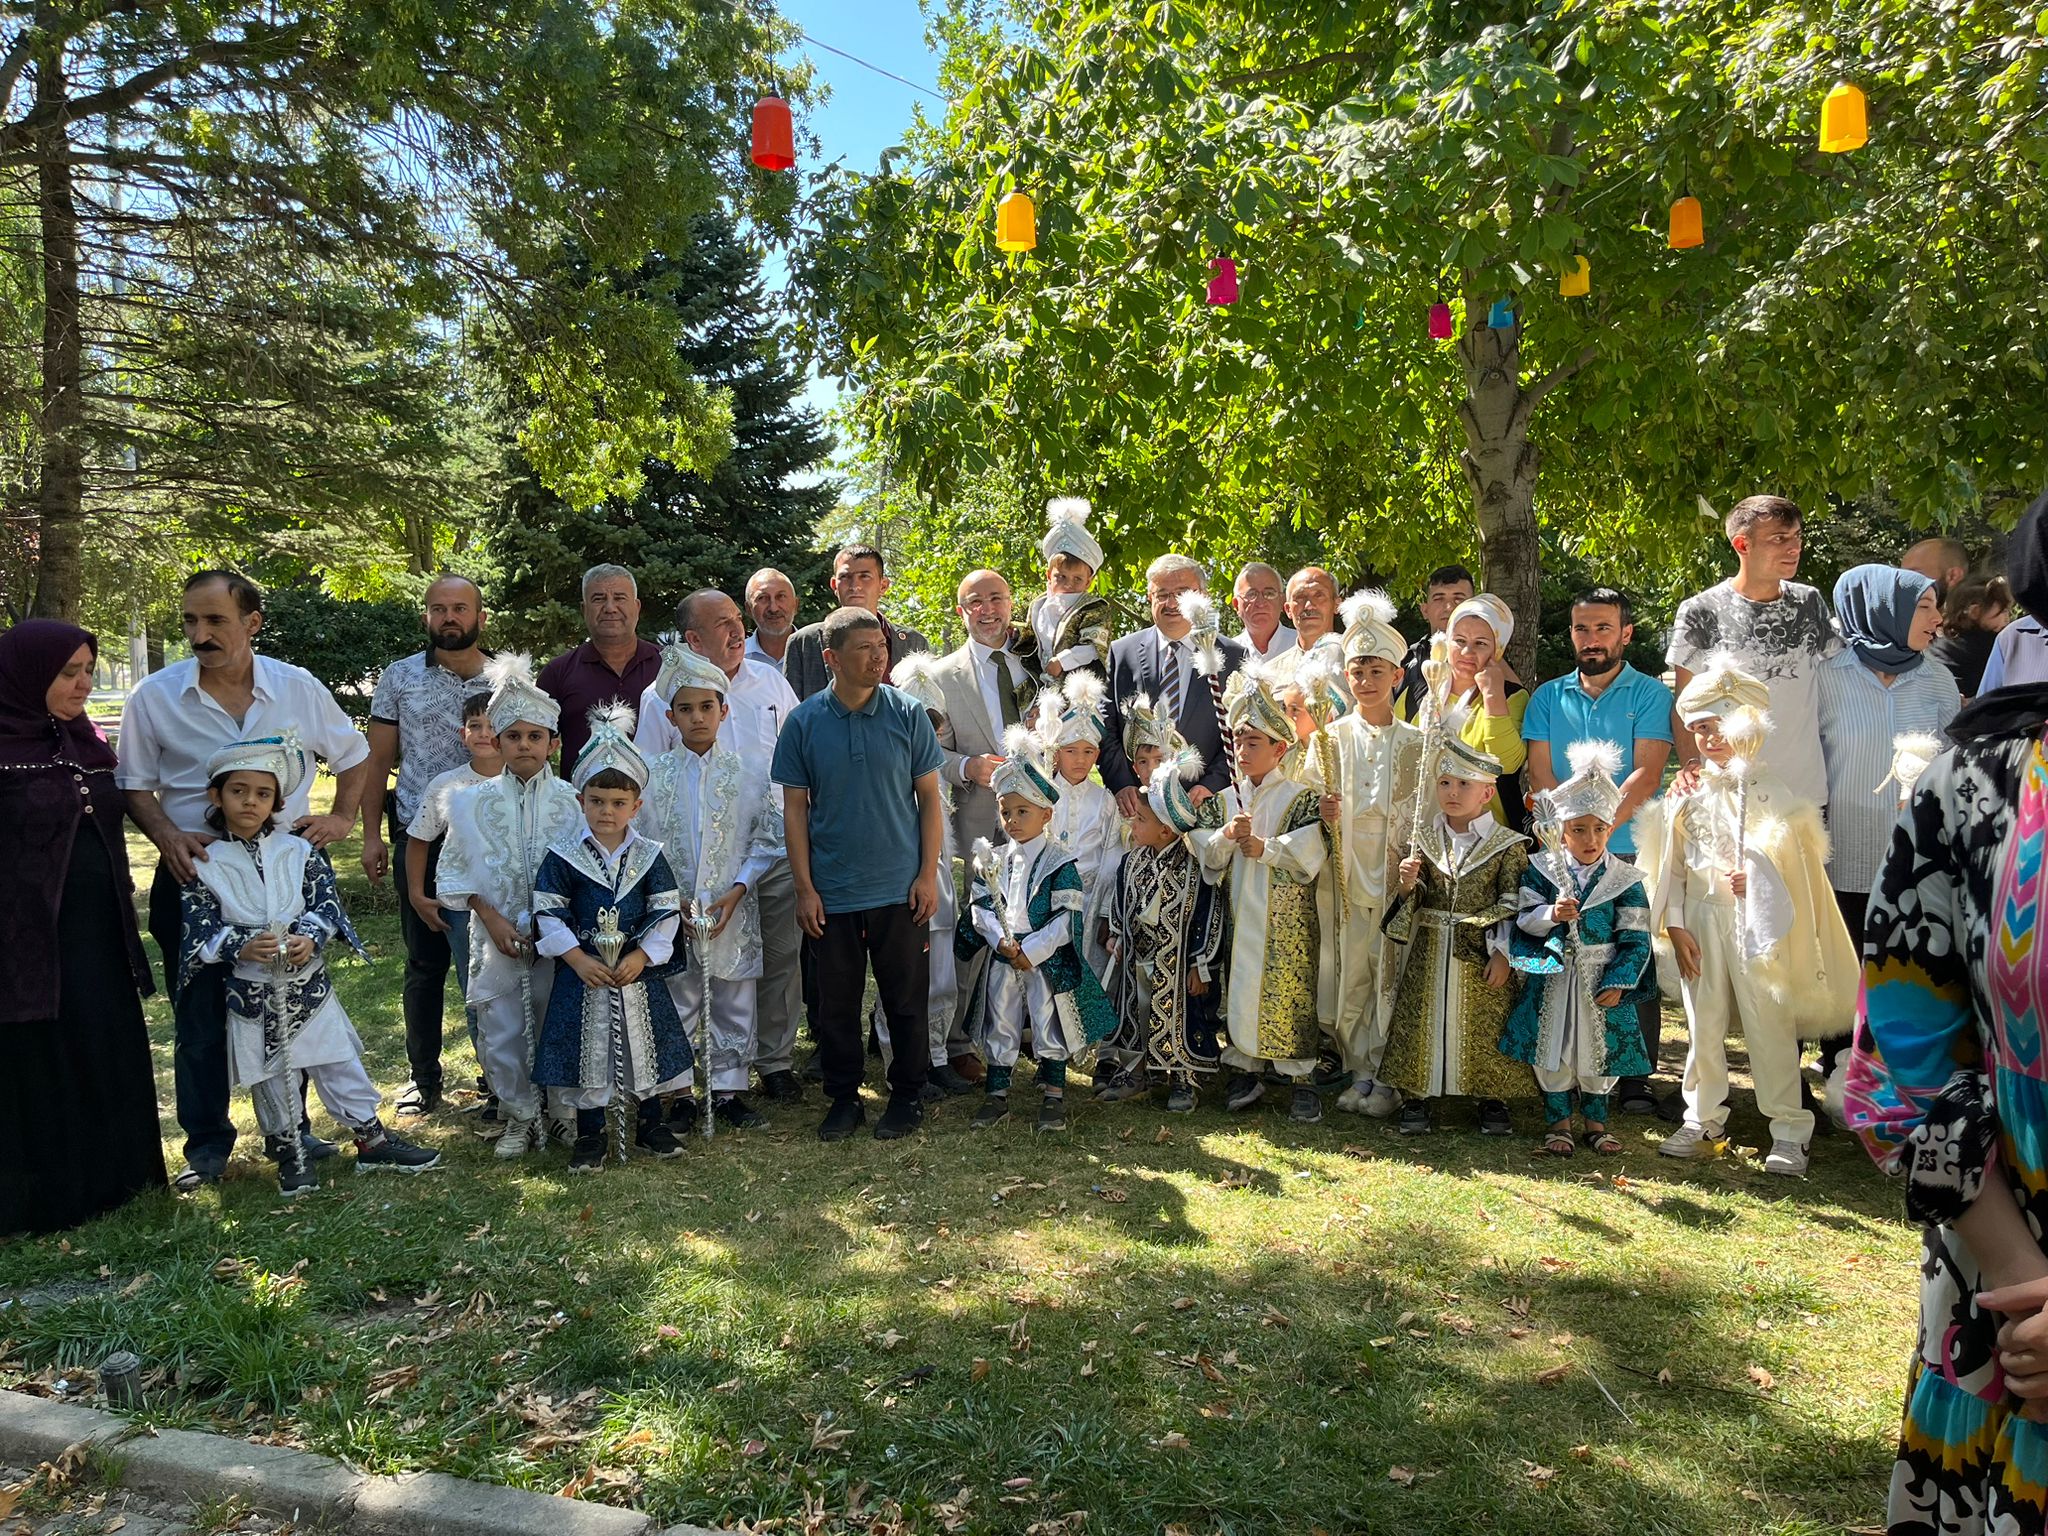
[1523, 586, 1676, 1118]
[772, 607, 946, 1143]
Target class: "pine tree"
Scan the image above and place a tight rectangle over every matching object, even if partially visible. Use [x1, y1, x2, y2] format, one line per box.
[487, 214, 836, 652]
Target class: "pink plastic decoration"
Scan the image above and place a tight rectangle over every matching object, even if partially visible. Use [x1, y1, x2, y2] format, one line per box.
[1428, 302, 1454, 341]
[1207, 258, 1239, 306]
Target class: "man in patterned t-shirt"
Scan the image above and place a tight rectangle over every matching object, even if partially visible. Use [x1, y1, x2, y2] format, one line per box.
[1666, 496, 1840, 808]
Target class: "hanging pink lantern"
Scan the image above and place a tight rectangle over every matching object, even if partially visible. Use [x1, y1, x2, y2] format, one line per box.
[1428, 301, 1454, 341]
[1207, 257, 1239, 306]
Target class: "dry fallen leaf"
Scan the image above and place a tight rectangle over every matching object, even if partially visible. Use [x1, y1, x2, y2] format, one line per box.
[742, 1438, 767, 1458]
[877, 1329, 908, 1352]
[808, 1417, 853, 1452]
[1523, 1461, 1557, 1484]
[1656, 1367, 1673, 1386]
[1153, 1126, 1173, 1144]
[1004, 1476, 1035, 1490]
[1548, 1332, 1574, 1348]
[970, 1358, 991, 1382]
[1150, 1431, 1192, 1451]
[1747, 1364, 1775, 1392]
[1536, 1364, 1570, 1385]
[1171, 1296, 1196, 1311]
[1387, 1466, 1417, 1487]
[1569, 1444, 1592, 1461]
[1261, 1304, 1292, 1330]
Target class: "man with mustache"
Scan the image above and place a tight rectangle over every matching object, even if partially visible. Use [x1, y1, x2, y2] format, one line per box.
[359, 573, 493, 1116]
[744, 568, 799, 673]
[117, 569, 372, 1188]
[1265, 566, 1345, 682]
[1522, 585, 1676, 1118]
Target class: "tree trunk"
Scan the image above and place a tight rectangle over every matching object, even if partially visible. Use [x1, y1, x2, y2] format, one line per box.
[28, 24, 85, 623]
[1456, 302, 1542, 685]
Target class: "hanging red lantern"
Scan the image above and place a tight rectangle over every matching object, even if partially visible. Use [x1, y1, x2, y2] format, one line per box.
[1207, 257, 1239, 306]
[1668, 196, 1704, 249]
[750, 96, 795, 171]
[1428, 301, 1454, 340]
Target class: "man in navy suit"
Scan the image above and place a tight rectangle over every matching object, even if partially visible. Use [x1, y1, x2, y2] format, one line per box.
[1099, 553, 1250, 816]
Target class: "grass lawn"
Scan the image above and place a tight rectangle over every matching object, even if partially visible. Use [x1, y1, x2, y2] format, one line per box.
[0, 785, 1918, 1535]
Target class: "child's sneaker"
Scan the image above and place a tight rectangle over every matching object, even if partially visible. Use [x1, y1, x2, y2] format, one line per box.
[567, 1134, 607, 1174]
[1763, 1139, 1810, 1177]
[1359, 1081, 1401, 1118]
[1224, 1072, 1265, 1111]
[277, 1158, 318, 1198]
[1165, 1082, 1199, 1113]
[1334, 1082, 1366, 1114]
[637, 1119, 684, 1159]
[1290, 1086, 1323, 1124]
[972, 1095, 1011, 1130]
[1398, 1098, 1433, 1136]
[1658, 1122, 1726, 1160]
[494, 1117, 540, 1159]
[715, 1095, 768, 1130]
[1036, 1093, 1069, 1133]
[355, 1126, 441, 1174]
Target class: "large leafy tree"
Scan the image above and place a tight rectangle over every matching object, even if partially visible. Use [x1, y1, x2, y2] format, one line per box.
[485, 212, 837, 654]
[2, 0, 807, 622]
[799, 0, 2048, 673]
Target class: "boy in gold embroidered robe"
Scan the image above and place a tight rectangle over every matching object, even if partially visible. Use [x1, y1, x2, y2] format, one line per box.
[1192, 662, 1331, 1124]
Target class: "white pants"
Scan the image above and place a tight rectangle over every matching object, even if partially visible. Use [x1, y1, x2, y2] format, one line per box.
[554, 1071, 692, 1111]
[1533, 1061, 1617, 1098]
[1221, 1042, 1316, 1078]
[474, 961, 554, 1122]
[982, 963, 1066, 1069]
[1334, 898, 1393, 1081]
[1676, 898, 1813, 1144]
[667, 970, 759, 1094]
[875, 868, 958, 1071]
[250, 1058, 382, 1138]
[751, 861, 804, 1075]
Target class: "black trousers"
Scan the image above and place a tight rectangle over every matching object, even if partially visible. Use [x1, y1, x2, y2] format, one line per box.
[389, 806, 452, 1091]
[806, 904, 929, 1105]
[1818, 888, 1869, 1077]
[148, 861, 234, 1166]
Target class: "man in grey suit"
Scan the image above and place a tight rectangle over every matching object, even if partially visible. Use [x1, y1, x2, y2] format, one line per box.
[1099, 553, 1249, 815]
[928, 568, 1034, 850]
[781, 544, 931, 701]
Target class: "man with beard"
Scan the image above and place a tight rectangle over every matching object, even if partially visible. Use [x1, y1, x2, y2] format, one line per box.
[745, 568, 800, 673]
[1522, 585, 1675, 1117]
[118, 570, 371, 1187]
[361, 574, 494, 1116]
[782, 545, 930, 702]
[539, 564, 663, 772]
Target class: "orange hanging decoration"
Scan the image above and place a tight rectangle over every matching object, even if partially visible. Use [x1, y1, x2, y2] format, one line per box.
[1819, 82, 1868, 153]
[750, 96, 795, 172]
[1668, 196, 1704, 250]
[995, 192, 1036, 252]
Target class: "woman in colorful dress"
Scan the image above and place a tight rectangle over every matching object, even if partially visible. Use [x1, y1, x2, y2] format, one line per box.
[1847, 489, 2048, 1534]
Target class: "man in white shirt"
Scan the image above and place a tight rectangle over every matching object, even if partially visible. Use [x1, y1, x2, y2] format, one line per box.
[117, 570, 372, 1188]
[1230, 562, 1296, 660]
[633, 589, 806, 1101]
[744, 567, 798, 673]
[926, 569, 1034, 851]
[1266, 566, 1343, 680]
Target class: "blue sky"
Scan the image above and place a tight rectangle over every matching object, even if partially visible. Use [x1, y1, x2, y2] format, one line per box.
[770, 0, 946, 423]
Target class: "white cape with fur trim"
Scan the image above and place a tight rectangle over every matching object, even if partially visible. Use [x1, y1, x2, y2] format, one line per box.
[1631, 773, 1859, 1039]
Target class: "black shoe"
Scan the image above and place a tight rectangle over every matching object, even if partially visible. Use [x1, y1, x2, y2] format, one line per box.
[928, 1063, 976, 1097]
[1166, 1083, 1198, 1113]
[567, 1134, 607, 1173]
[396, 1081, 441, 1117]
[265, 1135, 315, 1197]
[1310, 1053, 1348, 1089]
[1290, 1086, 1323, 1124]
[1653, 1090, 1684, 1125]
[301, 1131, 340, 1161]
[1616, 1078, 1657, 1115]
[802, 1050, 826, 1083]
[1478, 1099, 1513, 1137]
[666, 1096, 702, 1134]
[972, 1095, 1011, 1129]
[173, 1159, 224, 1192]
[1096, 1068, 1152, 1103]
[875, 1094, 922, 1140]
[1091, 1058, 1121, 1087]
[636, 1119, 685, 1159]
[1399, 1099, 1433, 1136]
[817, 1098, 866, 1142]
[1224, 1072, 1266, 1111]
[759, 1070, 803, 1104]
[479, 1099, 501, 1124]
[715, 1096, 768, 1130]
[355, 1126, 441, 1174]
[1037, 1094, 1069, 1133]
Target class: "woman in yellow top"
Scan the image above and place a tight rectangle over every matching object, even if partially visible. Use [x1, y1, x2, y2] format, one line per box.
[1398, 593, 1529, 831]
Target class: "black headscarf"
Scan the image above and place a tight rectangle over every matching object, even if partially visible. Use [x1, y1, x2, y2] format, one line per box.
[1950, 487, 2048, 743]
[0, 620, 116, 771]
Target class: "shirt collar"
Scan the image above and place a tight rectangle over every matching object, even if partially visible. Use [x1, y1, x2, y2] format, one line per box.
[1567, 663, 1637, 696]
[179, 654, 273, 700]
[824, 686, 883, 718]
[583, 825, 640, 857]
[969, 638, 1011, 665]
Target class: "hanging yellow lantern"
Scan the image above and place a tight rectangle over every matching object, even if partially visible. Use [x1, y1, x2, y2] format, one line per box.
[1559, 256, 1590, 298]
[1668, 196, 1704, 250]
[995, 192, 1036, 252]
[1819, 82, 1868, 153]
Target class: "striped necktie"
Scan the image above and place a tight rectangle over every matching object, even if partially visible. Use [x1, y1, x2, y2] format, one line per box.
[1161, 639, 1184, 719]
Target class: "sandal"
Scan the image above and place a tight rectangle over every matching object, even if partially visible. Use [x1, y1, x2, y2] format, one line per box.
[1580, 1127, 1623, 1155]
[1540, 1127, 1576, 1157]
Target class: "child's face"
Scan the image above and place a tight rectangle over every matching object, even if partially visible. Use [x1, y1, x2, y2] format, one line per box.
[667, 687, 728, 753]
[1346, 656, 1399, 711]
[210, 769, 278, 839]
[461, 713, 501, 768]
[1435, 773, 1495, 822]
[1045, 555, 1093, 596]
[1691, 716, 1733, 765]
[580, 784, 641, 844]
[1234, 726, 1288, 780]
[498, 721, 555, 778]
[1280, 691, 1319, 743]
[1000, 793, 1055, 843]
[1053, 739, 1099, 783]
[1126, 798, 1177, 849]
[1130, 743, 1165, 784]
[1562, 814, 1611, 863]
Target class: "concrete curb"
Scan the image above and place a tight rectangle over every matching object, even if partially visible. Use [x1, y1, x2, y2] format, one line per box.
[0, 1391, 719, 1536]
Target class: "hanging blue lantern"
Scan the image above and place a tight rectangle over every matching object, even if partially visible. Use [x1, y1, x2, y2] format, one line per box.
[1487, 297, 1515, 329]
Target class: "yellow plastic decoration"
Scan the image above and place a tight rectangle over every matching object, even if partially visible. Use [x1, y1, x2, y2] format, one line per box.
[1820, 82, 1868, 153]
[995, 192, 1036, 252]
[1559, 256, 1590, 298]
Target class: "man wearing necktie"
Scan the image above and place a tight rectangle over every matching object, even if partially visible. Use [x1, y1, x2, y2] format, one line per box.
[929, 569, 1033, 852]
[1099, 553, 1249, 815]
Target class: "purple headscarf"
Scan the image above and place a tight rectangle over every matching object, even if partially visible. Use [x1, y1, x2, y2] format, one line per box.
[0, 620, 115, 771]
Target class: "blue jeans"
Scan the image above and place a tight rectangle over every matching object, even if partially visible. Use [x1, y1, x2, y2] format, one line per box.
[445, 908, 483, 1059]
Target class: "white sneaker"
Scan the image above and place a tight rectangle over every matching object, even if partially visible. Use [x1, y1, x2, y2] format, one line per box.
[493, 1117, 538, 1159]
[1335, 1084, 1366, 1115]
[1360, 1082, 1401, 1119]
[1658, 1122, 1726, 1159]
[1763, 1139, 1810, 1177]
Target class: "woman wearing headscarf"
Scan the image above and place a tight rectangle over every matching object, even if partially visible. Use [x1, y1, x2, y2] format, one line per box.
[1398, 592, 1529, 832]
[0, 621, 166, 1234]
[1844, 491, 2048, 1534]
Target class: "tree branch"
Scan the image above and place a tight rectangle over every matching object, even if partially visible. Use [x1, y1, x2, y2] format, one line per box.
[1525, 343, 1597, 408]
[1216, 48, 1371, 91]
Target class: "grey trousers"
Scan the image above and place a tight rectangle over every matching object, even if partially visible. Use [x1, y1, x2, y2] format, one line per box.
[751, 861, 805, 1076]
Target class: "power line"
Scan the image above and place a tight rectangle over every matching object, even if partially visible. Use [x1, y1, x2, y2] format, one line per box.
[795, 28, 947, 103]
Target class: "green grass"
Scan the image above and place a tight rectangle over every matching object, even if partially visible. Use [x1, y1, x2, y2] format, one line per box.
[0, 792, 1919, 1534]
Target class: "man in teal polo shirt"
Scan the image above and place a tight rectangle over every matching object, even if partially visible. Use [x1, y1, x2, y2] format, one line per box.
[772, 607, 946, 1143]
[1523, 586, 1676, 1117]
